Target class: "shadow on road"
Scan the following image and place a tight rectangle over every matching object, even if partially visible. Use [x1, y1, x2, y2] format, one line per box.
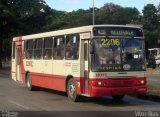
[136, 95, 160, 103]
[29, 87, 159, 107]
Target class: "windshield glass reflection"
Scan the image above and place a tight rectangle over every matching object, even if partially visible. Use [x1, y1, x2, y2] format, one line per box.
[91, 38, 145, 72]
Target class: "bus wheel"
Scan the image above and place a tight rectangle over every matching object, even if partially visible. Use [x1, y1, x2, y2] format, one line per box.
[112, 95, 125, 100]
[26, 73, 35, 91]
[67, 79, 79, 102]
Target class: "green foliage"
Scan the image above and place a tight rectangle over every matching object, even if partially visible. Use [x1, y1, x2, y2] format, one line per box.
[0, 1, 160, 68]
[96, 3, 139, 25]
[143, 4, 158, 29]
[142, 4, 159, 48]
[157, 3, 160, 44]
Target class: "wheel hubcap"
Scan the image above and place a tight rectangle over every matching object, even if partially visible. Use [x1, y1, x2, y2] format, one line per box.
[69, 84, 75, 98]
[27, 78, 31, 88]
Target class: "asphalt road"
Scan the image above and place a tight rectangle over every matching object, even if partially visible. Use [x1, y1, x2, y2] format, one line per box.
[0, 74, 160, 111]
[0, 64, 160, 117]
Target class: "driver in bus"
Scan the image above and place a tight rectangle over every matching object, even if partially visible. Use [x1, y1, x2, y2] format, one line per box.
[97, 48, 109, 65]
[114, 48, 121, 64]
[124, 52, 133, 62]
[98, 48, 121, 65]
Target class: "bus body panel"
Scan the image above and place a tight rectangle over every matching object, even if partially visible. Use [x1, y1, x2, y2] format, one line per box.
[89, 71, 147, 96]
[89, 77, 146, 97]
[90, 71, 146, 79]
[31, 72, 66, 91]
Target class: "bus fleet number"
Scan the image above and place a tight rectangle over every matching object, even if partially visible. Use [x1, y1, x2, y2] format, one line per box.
[101, 39, 120, 46]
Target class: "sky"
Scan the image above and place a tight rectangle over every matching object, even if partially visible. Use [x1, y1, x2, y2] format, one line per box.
[44, 0, 159, 13]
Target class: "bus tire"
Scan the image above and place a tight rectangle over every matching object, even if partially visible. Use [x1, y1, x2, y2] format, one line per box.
[67, 78, 79, 102]
[112, 95, 125, 100]
[26, 73, 36, 91]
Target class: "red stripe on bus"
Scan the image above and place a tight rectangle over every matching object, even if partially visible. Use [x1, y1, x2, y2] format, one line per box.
[20, 70, 147, 96]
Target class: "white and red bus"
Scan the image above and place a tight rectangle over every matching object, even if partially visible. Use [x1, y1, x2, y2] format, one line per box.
[12, 25, 147, 101]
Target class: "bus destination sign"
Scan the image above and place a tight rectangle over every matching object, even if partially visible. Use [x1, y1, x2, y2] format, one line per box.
[110, 30, 134, 36]
[93, 26, 143, 37]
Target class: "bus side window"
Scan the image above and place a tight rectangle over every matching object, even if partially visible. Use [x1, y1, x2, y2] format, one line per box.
[43, 37, 53, 59]
[65, 35, 79, 60]
[26, 40, 33, 59]
[34, 38, 43, 59]
[53, 37, 65, 60]
[12, 42, 16, 59]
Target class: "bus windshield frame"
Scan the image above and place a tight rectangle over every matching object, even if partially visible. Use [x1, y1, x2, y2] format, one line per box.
[91, 37, 146, 72]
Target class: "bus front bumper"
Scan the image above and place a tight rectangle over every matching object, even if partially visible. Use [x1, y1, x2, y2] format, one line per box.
[90, 85, 147, 97]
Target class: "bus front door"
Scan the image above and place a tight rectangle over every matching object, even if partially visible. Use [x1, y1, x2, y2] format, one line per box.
[12, 43, 21, 81]
[11, 42, 17, 81]
[81, 40, 89, 95]
[16, 46, 22, 82]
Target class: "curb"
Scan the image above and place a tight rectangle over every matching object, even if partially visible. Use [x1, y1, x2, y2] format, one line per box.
[0, 68, 11, 76]
[0, 72, 11, 76]
[0, 73, 11, 76]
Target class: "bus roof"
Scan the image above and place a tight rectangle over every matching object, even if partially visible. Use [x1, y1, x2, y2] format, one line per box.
[13, 24, 142, 41]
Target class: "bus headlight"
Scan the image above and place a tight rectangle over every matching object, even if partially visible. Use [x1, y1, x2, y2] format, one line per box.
[98, 82, 102, 86]
[92, 81, 107, 87]
[140, 80, 145, 85]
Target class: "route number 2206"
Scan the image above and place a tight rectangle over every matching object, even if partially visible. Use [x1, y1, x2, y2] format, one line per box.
[101, 38, 120, 46]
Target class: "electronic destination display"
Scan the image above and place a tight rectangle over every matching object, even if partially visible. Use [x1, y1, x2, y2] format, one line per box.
[93, 26, 143, 37]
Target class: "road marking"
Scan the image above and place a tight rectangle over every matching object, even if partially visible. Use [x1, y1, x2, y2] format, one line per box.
[9, 100, 30, 110]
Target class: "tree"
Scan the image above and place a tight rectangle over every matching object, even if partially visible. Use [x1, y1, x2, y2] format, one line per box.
[2, 1, 160, 68]
[96, 3, 140, 25]
[96, 3, 121, 24]
[142, 4, 159, 48]
[48, 8, 95, 30]
[157, 3, 160, 45]
[7, 0, 52, 34]
[0, 0, 50, 68]
[0, 0, 15, 68]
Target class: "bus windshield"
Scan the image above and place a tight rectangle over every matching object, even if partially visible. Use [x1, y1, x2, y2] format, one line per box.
[91, 38, 145, 72]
